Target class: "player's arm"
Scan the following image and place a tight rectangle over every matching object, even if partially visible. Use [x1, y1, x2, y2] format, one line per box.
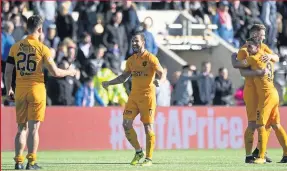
[231, 51, 250, 68]
[262, 44, 279, 62]
[43, 46, 76, 77]
[102, 71, 131, 89]
[239, 68, 267, 77]
[151, 56, 163, 79]
[240, 54, 267, 77]
[102, 60, 132, 89]
[4, 55, 15, 97]
[45, 61, 76, 77]
[106, 71, 131, 85]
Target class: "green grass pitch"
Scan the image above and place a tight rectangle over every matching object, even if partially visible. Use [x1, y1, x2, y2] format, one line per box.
[1, 149, 286, 171]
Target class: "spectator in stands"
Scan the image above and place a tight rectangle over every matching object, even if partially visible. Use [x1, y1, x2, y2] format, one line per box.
[2, 21, 15, 72]
[75, 1, 99, 35]
[192, 61, 215, 106]
[234, 85, 245, 106]
[33, 1, 57, 35]
[187, 1, 210, 24]
[75, 77, 105, 107]
[93, 64, 128, 106]
[141, 21, 158, 55]
[172, 65, 193, 106]
[77, 32, 95, 68]
[11, 14, 26, 42]
[104, 41, 122, 75]
[171, 71, 181, 89]
[261, 0, 278, 51]
[156, 65, 171, 106]
[212, 1, 239, 48]
[122, 1, 140, 57]
[2, 1, 11, 21]
[1, 21, 15, 95]
[44, 24, 60, 50]
[103, 11, 128, 61]
[213, 67, 234, 106]
[91, 16, 105, 49]
[84, 46, 107, 78]
[274, 56, 287, 105]
[277, 2, 287, 48]
[104, 2, 118, 25]
[230, 1, 246, 38]
[56, 2, 76, 41]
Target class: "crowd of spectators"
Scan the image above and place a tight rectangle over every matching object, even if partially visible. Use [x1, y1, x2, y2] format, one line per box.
[1, 1, 287, 107]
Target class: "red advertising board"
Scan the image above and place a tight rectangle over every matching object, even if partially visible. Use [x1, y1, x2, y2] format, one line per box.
[1, 107, 287, 151]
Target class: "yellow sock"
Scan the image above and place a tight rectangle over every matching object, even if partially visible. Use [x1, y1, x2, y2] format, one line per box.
[274, 126, 287, 156]
[14, 155, 25, 164]
[244, 127, 254, 156]
[258, 126, 267, 159]
[265, 126, 272, 145]
[125, 129, 141, 150]
[26, 153, 37, 165]
[146, 131, 155, 159]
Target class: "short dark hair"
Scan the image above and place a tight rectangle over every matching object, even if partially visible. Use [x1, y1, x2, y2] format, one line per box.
[27, 15, 43, 33]
[113, 10, 122, 17]
[182, 65, 191, 70]
[218, 67, 226, 73]
[249, 24, 266, 35]
[133, 32, 145, 42]
[246, 37, 261, 46]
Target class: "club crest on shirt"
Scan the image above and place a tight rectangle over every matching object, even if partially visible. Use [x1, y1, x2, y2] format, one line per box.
[142, 61, 147, 67]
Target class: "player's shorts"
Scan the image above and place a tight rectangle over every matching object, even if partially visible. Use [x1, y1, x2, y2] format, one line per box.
[123, 94, 156, 124]
[243, 86, 258, 122]
[257, 89, 280, 126]
[15, 84, 46, 124]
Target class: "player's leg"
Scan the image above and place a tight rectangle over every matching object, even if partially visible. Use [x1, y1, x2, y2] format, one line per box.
[14, 123, 28, 170]
[26, 85, 46, 170]
[254, 98, 273, 164]
[123, 98, 143, 165]
[269, 105, 287, 163]
[26, 121, 41, 169]
[243, 92, 258, 163]
[248, 93, 272, 163]
[14, 89, 28, 170]
[139, 95, 156, 166]
[244, 121, 256, 163]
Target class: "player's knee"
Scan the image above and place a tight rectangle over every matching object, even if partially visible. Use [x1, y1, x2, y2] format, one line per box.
[256, 124, 265, 129]
[17, 123, 28, 135]
[271, 124, 281, 130]
[28, 121, 41, 134]
[144, 124, 153, 134]
[248, 122, 256, 131]
[122, 119, 133, 130]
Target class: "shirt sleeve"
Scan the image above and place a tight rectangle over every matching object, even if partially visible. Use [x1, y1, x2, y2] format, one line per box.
[237, 49, 248, 61]
[42, 45, 54, 66]
[6, 45, 15, 65]
[150, 55, 161, 71]
[237, 49, 250, 67]
[262, 44, 273, 54]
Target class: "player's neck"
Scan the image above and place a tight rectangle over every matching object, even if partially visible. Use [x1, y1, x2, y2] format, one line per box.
[136, 49, 146, 57]
[29, 33, 39, 40]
